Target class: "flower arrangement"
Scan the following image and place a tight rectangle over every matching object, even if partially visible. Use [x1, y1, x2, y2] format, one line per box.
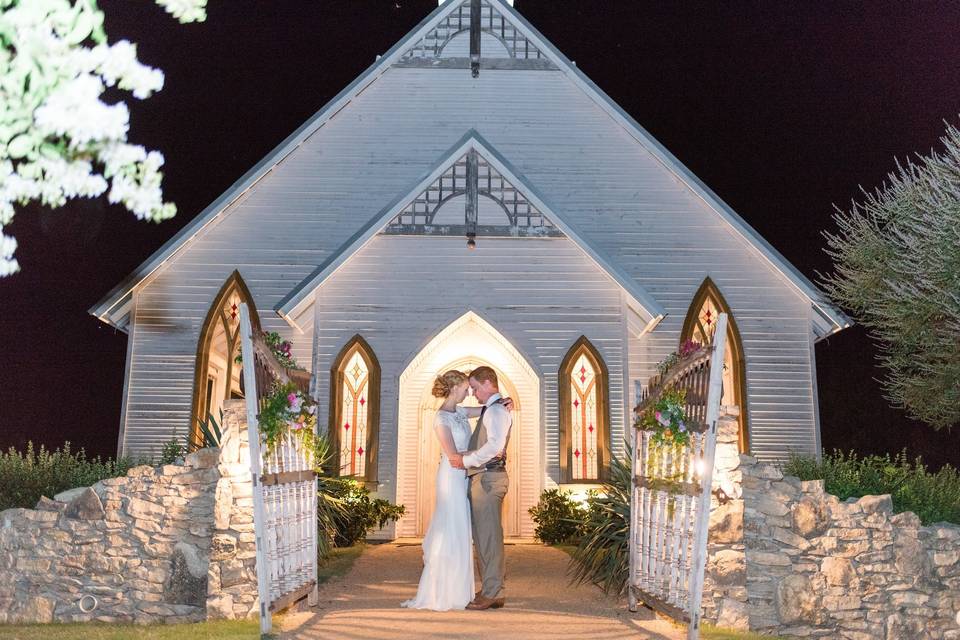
[235, 331, 301, 370]
[636, 388, 691, 448]
[257, 382, 317, 455]
[655, 339, 703, 376]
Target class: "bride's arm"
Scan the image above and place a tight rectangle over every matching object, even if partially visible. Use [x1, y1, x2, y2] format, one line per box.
[433, 420, 461, 459]
[458, 398, 515, 418]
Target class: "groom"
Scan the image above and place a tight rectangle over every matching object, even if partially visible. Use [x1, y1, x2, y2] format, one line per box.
[451, 365, 511, 611]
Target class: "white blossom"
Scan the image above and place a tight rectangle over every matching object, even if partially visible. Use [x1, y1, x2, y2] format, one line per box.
[155, 0, 208, 24]
[0, 0, 195, 276]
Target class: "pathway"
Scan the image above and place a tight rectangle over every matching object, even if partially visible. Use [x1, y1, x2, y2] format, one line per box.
[278, 543, 684, 640]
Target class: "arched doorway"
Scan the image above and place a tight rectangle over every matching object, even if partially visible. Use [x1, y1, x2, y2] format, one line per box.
[190, 271, 259, 448]
[396, 312, 541, 539]
[681, 277, 749, 452]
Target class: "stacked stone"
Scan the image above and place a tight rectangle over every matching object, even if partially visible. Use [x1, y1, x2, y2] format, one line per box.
[0, 403, 261, 625]
[701, 409, 750, 631]
[739, 456, 960, 639]
[206, 400, 260, 620]
[0, 452, 219, 624]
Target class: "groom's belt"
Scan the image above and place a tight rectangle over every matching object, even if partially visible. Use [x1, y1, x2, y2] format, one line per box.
[482, 455, 507, 471]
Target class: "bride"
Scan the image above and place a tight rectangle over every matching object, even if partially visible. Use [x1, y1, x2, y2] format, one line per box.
[401, 369, 508, 611]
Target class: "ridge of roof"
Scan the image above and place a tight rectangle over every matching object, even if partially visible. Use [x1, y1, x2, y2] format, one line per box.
[91, 0, 849, 340]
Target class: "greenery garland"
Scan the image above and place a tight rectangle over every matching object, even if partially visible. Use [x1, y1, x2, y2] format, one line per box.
[257, 381, 317, 456]
[235, 331, 301, 370]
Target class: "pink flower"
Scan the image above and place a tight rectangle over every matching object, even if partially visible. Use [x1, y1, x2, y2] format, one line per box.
[287, 392, 297, 405]
[656, 411, 671, 427]
[291, 420, 303, 431]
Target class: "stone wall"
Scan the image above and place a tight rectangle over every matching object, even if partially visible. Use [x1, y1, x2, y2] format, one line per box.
[0, 401, 258, 624]
[699, 422, 960, 639]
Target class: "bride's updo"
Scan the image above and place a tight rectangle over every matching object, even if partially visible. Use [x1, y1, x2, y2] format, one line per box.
[432, 370, 468, 398]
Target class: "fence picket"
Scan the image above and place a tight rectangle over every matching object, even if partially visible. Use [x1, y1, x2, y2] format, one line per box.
[627, 315, 729, 639]
[239, 304, 319, 635]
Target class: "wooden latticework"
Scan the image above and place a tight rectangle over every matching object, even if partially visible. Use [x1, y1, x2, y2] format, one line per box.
[628, 314, 728, 640]
[401, 0, 545, 61]
[238, 304, 318, 635]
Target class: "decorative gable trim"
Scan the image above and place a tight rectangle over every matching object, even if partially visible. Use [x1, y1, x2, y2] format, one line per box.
[276, 130, 667, 334]
[383, 148, 561, 238]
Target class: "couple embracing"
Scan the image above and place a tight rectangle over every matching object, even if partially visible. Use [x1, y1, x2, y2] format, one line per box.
[401, 366, 513, 612]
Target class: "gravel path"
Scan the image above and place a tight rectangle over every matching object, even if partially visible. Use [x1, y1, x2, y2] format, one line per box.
[279, 543, 684, 640]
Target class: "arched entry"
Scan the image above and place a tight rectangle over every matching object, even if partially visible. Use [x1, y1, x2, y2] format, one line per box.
[396, 312, 541, 539]
[190, 271, 259, 448]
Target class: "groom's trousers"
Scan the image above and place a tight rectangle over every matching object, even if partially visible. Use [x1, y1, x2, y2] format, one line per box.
[469, 470, 509, 599]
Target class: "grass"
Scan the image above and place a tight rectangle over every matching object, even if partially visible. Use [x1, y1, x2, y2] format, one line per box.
[0, 619, 261, 640]
[702, 625, 782, 639]
[317, 544, 364, 585]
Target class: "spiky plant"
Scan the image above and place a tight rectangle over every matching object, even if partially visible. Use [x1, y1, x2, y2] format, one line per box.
[568, 445, 633, 595]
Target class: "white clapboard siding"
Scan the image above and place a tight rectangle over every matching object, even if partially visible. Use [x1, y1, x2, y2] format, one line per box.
[310, 235, 628, 531]
[120, 65, 819, 463]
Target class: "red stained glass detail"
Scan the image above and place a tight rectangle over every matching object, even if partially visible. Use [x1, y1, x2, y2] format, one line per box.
[573, 399, 580, 408]
[357, 447, 364, 456]
[230, 303, 238, 320]
[343, 422, 351, 431]
[588, 424, 594, 433]
[704, 309, 713, 326]
[359, 397, 366, 406]
[574, 449, 581, 458]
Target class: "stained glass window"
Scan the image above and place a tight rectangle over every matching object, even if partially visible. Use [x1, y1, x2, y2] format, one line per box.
[340, 351, 369, 477]
[681, 278, 749, 452]
[570, 354, 598, 480]
[331, 336, 380, 481]
[560, 337, 609, 483]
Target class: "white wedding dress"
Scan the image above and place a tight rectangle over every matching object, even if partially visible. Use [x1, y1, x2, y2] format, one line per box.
[401, 407, 475, 611]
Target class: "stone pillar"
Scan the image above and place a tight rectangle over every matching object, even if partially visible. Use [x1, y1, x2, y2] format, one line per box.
[206, 400, 259, 620]
[702, 407, 749, 630]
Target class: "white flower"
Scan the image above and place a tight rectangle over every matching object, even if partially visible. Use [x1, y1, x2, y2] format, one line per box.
[34, 76, 130, 147]
[155, 0, 208, 24]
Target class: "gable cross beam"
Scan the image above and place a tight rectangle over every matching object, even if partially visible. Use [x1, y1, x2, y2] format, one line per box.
[470, 0, 481, 77]
[465, 149, 479, 248]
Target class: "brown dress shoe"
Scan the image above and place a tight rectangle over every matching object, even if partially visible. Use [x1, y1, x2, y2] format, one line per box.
[466, 595, 506, 610]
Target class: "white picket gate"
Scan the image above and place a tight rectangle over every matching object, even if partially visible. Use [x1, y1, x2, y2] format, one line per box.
[239, 304, 319, 635]
[628, 314, 728, 640]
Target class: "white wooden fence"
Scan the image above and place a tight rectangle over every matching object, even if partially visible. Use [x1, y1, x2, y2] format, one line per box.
[628, 314, 728, 640]
[239, 303, 319, 635]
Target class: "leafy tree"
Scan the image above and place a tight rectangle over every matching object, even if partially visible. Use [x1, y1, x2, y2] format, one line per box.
[0, 0, 207, 276]
[822, 122, 960, 429]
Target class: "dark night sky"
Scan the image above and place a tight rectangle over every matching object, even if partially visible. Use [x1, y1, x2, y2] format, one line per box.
[1, 1, 958, 467]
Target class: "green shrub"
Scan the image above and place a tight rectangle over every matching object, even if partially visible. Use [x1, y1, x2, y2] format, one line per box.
[529, 488, 587, 544]
[0, 442, 143, 511]
[324, 477, 405, 547]
[160, 438, 185, 465]
[783, 449, 960, 526]
[568, 447, 633, 595]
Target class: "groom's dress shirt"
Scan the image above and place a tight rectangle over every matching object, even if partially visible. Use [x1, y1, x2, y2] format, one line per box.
[464, 392, 511, 469]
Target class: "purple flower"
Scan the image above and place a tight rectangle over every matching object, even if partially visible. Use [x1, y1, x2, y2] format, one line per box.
[656, 411, 671, 427]
[678, 421, 686, 433]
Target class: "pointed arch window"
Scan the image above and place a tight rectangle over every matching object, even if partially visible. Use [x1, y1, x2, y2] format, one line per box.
[191, 271, 260, 449]
[559, 337, 611, 483]
[330, 336, 381, 482]
[681, 277, 749, 452]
